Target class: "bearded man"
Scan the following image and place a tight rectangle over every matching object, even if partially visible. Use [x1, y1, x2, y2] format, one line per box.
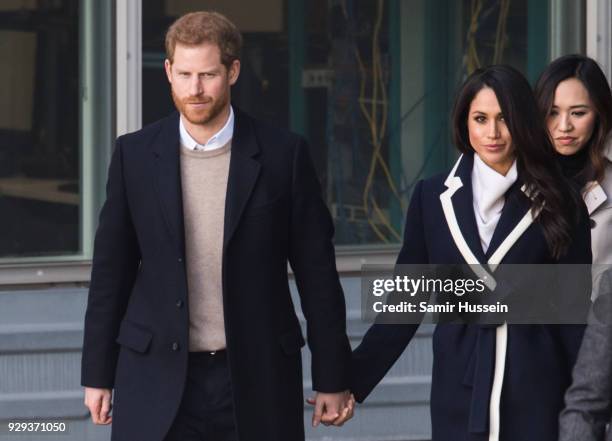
[81, 11, 352, 441]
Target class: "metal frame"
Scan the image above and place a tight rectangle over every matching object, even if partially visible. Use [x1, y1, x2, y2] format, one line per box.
[587, 0, 612, 83]
[0, 0, 137, 283]
[0, 0, 113, 269]
[115, 0, 142, 136]
[0, 262, 91, 286]
[0, 248, 399, 286]
[550, 0, 585, 58]
[81, 0, 115, 258]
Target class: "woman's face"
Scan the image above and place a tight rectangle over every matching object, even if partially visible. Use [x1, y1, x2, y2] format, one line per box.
[547, 78, 597, 156]
[468, 87, 515, 175]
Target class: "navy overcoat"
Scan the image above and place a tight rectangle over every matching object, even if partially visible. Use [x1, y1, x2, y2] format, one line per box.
[81, 109, 351, 441]
[352, 153, 592, 441]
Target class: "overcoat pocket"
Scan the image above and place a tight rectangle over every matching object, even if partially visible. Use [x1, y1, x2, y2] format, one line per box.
[116, 320, 153, 353]
[279, 328, 306, 355]
[243, 195, 288, 219]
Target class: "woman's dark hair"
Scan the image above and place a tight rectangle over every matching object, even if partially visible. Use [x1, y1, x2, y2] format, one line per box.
[452, 65, 581, 259]
[535, 54, 612, 184]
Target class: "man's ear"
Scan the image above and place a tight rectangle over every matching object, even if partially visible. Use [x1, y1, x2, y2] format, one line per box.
[228, 59, 241, 86]
[164, 59, 173, 84]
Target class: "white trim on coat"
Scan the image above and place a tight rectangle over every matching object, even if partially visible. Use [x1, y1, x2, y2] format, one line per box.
[440, 155, 497, 291]
[440, 155, 540, 441]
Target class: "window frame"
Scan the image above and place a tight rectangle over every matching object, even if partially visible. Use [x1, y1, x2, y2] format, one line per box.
[0, 0, 114, 267]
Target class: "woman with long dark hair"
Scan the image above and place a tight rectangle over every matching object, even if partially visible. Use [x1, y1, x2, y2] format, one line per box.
[349, 65, 592, 440]
[535, 54, 612, 441]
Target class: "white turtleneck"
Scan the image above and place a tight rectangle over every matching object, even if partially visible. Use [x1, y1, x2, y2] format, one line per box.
[471, 154, 518, 253]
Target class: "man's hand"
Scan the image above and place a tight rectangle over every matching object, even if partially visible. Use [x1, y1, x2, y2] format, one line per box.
[84, 387, 113, 425]
[306, 390, 355, 427]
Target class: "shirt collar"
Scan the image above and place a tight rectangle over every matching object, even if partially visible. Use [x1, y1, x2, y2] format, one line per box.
[473, 154, 518, 184]
[179, 105, 234, 151]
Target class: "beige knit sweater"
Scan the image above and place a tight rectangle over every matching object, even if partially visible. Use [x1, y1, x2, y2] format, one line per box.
[180, 141, 231, 352]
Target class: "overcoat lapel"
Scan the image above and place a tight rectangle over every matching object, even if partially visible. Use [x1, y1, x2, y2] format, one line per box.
[485, 182, 531, 261]
[151, 110, 262, 255]
[439, 154, 487, 265]
[451, 155, 488, 264]
[153, 112, 185, 256]
[585, 141, 612, 214]
[223, 109, 261, 249]
[583, 182, 607, 215]
[441, 154, 540, 269]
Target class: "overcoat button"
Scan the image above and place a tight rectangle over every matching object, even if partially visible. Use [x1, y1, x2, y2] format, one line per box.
[176, 300, 184, 308]
[172, 342, 180, 351]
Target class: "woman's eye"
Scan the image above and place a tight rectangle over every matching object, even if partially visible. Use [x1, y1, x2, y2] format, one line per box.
[475, 116, 486, 123]
[549, 110, 558, 117]
[572, 111, 586, 117]
[499, 115, 505, 122]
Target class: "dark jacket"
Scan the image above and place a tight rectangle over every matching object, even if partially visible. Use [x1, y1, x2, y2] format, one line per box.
[81, 109, 351, 441]
[351, 153, 592, 441]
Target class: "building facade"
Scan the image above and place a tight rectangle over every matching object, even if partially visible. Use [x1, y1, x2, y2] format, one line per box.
[0, 0, 610, 440]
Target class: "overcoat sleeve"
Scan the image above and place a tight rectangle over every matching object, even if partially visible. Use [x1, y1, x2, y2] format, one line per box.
[559, 320, 612, 441]
[350, 180, 428, 402]
[81, 137, 141, 388]
[288, 137, 351, 393]
[559, 273, 612, 441]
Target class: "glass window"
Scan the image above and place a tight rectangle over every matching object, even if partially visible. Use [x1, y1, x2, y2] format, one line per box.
[142, 0, 584, 248]
[0, 1, 80, 258]
[0, 0, 113, 262]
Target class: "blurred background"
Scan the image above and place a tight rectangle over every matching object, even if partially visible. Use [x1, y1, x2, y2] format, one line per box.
[0, 0, 609, 440]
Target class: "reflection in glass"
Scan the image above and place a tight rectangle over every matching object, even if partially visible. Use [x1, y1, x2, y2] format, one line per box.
[0, 1, 80, 257]
[142, 0, 584, 246]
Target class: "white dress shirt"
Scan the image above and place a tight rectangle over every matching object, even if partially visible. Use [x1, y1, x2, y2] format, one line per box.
[179, 105, 234, 151]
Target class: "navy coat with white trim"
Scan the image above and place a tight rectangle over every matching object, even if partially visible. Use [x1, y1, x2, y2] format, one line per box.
[351, 153, 592, 441]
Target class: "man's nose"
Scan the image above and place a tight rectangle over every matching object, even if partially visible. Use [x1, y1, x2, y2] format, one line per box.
[189, 76, 203, 96]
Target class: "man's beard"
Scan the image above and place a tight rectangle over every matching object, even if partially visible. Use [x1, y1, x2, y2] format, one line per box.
[171, 89, 228, 126]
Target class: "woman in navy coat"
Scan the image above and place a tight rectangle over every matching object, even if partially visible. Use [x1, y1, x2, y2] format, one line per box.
[350, 66, 592, 441]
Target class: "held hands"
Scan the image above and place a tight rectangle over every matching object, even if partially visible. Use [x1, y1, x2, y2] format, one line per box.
[85, 386, 357, 427]
[84, 387, 113, 425]
[306, 390, 355, 427]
